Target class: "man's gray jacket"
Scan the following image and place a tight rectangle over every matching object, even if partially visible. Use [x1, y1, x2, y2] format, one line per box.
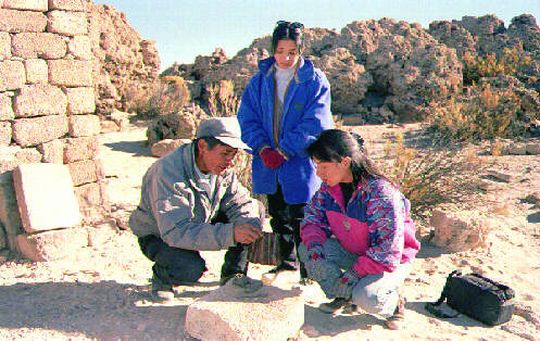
[129, 142, 262, 251]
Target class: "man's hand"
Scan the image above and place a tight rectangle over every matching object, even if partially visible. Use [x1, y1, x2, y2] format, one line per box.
[233, 223, 262, 244]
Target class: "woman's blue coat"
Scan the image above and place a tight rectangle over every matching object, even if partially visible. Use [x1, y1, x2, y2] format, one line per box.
[237, 56, 334, 204]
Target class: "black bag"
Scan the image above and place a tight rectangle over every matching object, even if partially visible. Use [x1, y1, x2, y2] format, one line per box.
[425, 270, 515, 326]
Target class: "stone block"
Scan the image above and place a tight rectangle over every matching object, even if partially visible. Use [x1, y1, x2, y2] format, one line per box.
[13, 163, 81, 233]
[0, 32, 10, 60]
[13, 84, 67, 117]
[68, 35, 91, 60]
[0, 9, 47, 33]
[39, 139, 63, 163]
[12, 33, 66, 59]
[3, 0, 48, 11]
[0, 60, 25, 92]
[48, 0, 87, 11]
[68, 159, 97, 186]
[430, 209, 491, 252]
[0, 173, 22, 250]
[526, 142, 540, 155]
[48, 59, 92, 86]
[100, 120, 119, 133]
[63, 136, 97, 163]
[75, 182, 105, 223]
[16, 226, 88, 261]
[74, 181, 102, 206]
[24, 59, 48, 84]
[0, 93, 14, 121]
[186, 283, 304, 341]
[0, 145, 41, 173]
[66, 87, 95, 114]
[47, 10, 87, 36]
[12, 115, 67, 147]
[68, 114, 100, 137]
[0, 122, 11, 145]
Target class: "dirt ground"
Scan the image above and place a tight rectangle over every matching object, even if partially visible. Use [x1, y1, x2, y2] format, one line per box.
[0, 122, 539, 340]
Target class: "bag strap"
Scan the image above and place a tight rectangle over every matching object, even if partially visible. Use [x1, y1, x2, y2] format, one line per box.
[425, 270, 461, 318]
[468, 273, 515, 300]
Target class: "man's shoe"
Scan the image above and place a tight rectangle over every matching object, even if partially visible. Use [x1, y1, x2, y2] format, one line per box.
[221, 273, 263, 294]
[384, 295, 406, 330]
[151, 274, 175, 302]
[268, 262, 297, 273]
[318, 297, 350, 314]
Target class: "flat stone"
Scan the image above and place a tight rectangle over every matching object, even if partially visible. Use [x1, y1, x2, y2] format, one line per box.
[47, 10, 87, 36]
[65, 87, 95, 115]
[12, 115, 67, 147]
[12, 32, 66, 59]
[48, 0, 87, 12]
[13, 84, 67, 117]
[0, 93, 14, 121]
[24, 59, 48, 84]
[68, 114, 100, 137]
[185, 281, 304, 341]
[13, 163, 81, 233]
[48, 59, 92, 87]
[3, 0, 48, 11]
[0, 32, 10, 60]
[0, 60, 25, 92]
[15, 226, 88, 261]
[0, 9, 47, 33]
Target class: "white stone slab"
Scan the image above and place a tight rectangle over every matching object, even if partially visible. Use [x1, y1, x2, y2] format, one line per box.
[186, 281, 304, 341]
[13, 163, 81, 233]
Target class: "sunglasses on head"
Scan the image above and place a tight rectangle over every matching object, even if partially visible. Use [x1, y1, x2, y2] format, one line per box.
[275, 20, 304, 31]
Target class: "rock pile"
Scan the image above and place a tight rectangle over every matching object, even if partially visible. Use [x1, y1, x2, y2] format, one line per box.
[165, 14, 540, 123]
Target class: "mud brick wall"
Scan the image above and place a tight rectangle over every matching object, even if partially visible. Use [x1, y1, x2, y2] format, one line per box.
[0, 0, 107, 251]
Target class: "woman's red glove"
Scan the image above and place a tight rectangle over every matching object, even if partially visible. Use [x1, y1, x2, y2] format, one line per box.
[259, 148, 286, 170]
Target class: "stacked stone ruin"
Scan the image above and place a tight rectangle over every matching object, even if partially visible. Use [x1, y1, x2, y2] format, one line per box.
[0, 0, 106, 255]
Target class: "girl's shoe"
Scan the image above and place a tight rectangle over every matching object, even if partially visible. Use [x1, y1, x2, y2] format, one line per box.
[318, 297, 350, 314]
[384, 295, 406, 330]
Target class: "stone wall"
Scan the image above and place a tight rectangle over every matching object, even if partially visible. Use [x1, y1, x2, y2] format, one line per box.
[0, 0, 107, 252]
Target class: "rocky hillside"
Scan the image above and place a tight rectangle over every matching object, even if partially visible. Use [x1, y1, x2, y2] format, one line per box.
[163, 14, 540, 123]
[89, 3, 160, 115]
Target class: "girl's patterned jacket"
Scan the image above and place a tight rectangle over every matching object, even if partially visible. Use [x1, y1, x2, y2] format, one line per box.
[300, 177, 420, 276]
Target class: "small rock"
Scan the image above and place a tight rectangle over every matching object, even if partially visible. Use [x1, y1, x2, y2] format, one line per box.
[485, 169, 513, 183]
[525, 142, 540, 155]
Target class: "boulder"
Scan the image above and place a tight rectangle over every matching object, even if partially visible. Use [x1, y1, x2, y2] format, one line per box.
[430, 209, 491, 252]
[150, 139, 189, 158]
[186, 282, 304, 341]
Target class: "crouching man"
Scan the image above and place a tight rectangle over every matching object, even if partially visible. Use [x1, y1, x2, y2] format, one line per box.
[129, 117, 264, 301]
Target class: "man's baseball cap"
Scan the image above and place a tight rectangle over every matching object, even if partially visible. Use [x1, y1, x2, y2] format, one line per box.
[196, 117, 250, 150]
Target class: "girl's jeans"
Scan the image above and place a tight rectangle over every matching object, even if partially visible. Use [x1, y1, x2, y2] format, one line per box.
[299, 238, 412, 317]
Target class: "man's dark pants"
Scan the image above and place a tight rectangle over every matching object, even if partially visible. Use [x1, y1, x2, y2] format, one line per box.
[138, 212, 248, 285]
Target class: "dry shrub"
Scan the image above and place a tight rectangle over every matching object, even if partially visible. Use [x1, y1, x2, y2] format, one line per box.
[207, 80, 240, 117]
[428, 83, 533, 141]
[490, 139, 503, 156]
[381, 133, 487, 224]
[232, 151, 253, 192]
[463, 48, 532, 86]
[127, 75, 190, 119]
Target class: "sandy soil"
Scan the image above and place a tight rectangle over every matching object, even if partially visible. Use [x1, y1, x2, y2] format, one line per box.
[0, 122, 539, 340]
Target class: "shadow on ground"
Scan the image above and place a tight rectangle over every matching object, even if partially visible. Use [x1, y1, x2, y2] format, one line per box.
[302, 304, 383, 337]
[0, 281, 212, 339]
[104, 140, 153, 157]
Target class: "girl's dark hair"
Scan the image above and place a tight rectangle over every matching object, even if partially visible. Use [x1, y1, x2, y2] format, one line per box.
[271, 20, 305, 53]
[307, 129, 392, 187]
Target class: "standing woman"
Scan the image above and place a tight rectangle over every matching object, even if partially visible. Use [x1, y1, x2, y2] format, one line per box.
[237, 20, 333, 282]
[299, 129, 420, 330]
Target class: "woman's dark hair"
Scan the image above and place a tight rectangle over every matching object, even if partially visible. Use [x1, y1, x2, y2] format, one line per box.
[271, 20, 305, 53]
[307, 129, 392, 187]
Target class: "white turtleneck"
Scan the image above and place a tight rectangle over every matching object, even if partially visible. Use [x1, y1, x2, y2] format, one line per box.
[274, 64, 296, 104]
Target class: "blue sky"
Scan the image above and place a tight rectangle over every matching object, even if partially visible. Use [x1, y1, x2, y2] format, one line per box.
[94, 0, 540, 70]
